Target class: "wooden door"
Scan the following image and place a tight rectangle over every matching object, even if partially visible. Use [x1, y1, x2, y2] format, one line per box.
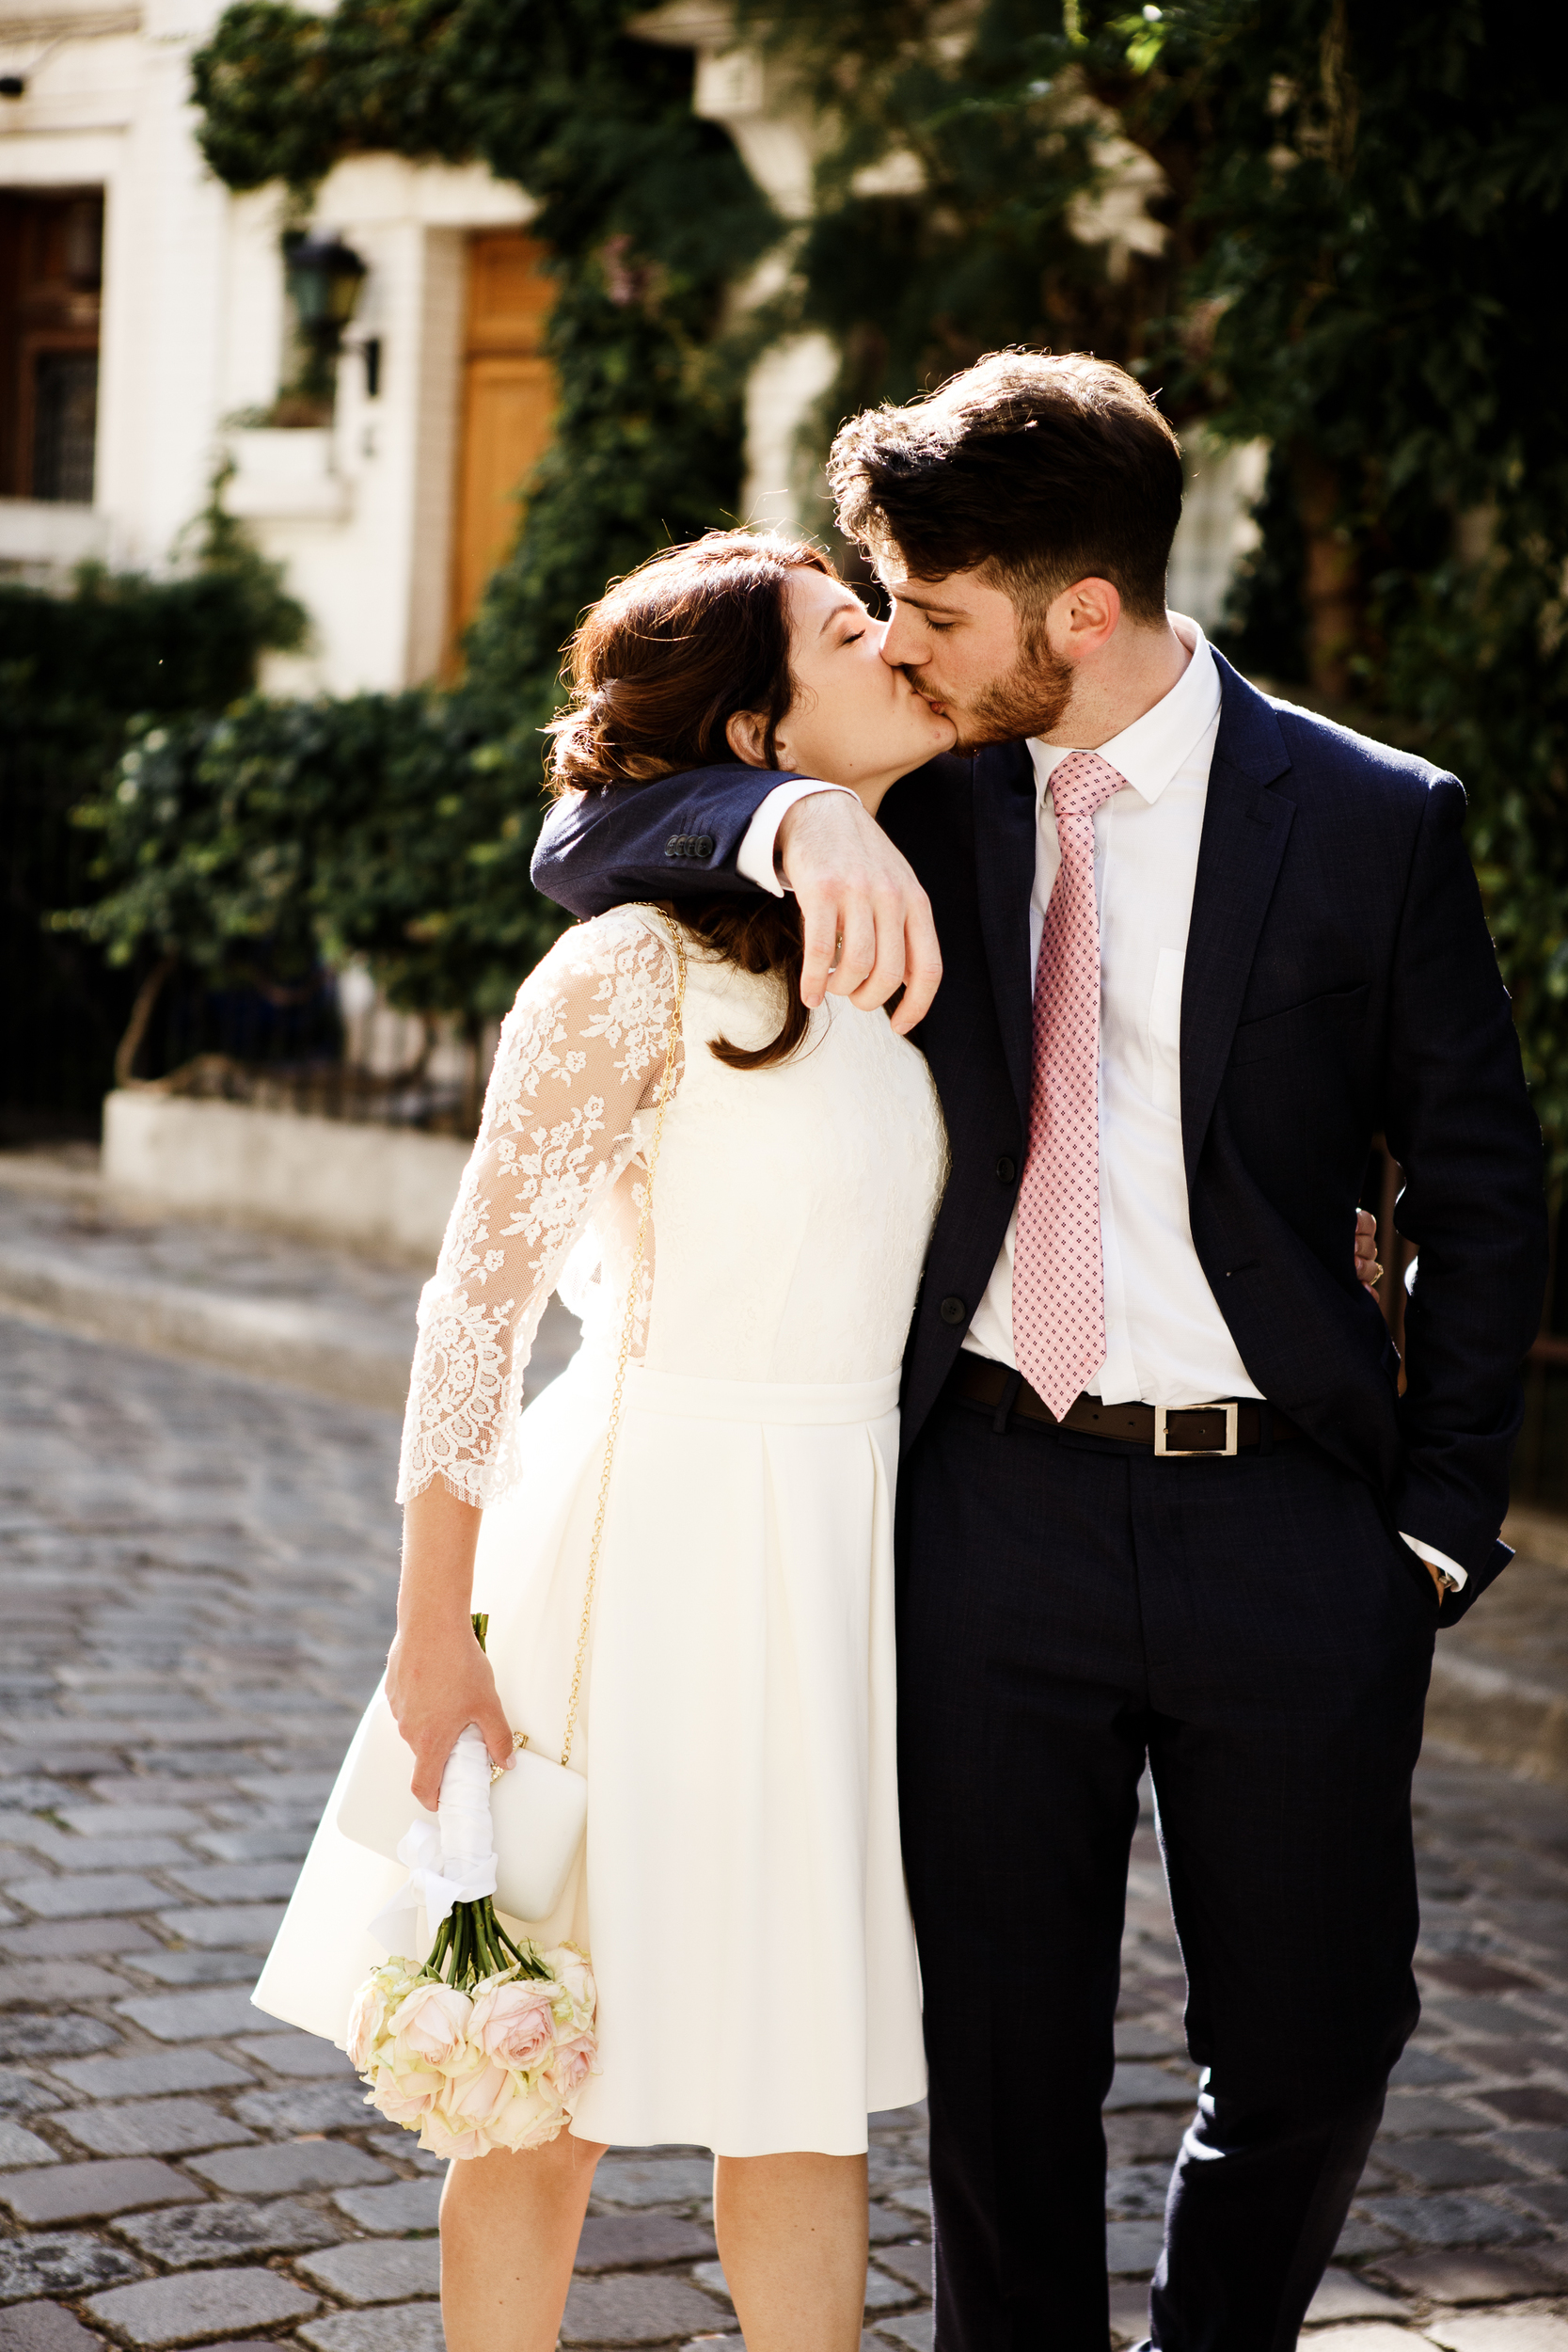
[448, 233, 555, 663]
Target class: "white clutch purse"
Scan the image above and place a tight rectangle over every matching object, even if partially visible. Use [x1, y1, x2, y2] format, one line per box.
[336, 913, 688, 1941]
[337, 1689, 589, 1924]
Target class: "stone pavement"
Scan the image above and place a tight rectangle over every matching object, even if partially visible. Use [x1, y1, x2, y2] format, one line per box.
[0, 1151, 580, 1412]
[1424, 1507, 1568, 1788]
[4, 1139, 1561, 1793]
[0, 1313, 1566, 2350]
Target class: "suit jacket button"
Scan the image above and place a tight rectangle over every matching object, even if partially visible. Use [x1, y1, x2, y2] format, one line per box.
[995, 1154, 1017, 1184]
[665, 834, 683, 856]
[939, 1295, 967, 1327]
[693, 835, 714, 857]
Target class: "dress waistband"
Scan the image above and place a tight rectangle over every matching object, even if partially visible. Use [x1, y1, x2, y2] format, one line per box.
[568, 1356, 901, 1426]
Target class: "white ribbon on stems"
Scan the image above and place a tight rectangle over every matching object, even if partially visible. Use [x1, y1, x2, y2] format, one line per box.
[369, 1724, 499, 1959]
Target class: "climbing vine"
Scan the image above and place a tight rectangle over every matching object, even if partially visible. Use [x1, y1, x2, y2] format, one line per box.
[77, 0, 1568, 1168]
[748, 0, 1568, 1161]
[738, 2, 1171, 430]
[1125, 1, 1568, 1160]
[191, 0, 777, 714]
[63, 0, 781, 1052]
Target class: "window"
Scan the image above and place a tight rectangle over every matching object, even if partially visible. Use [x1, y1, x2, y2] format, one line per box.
[0, 189, 103, 503]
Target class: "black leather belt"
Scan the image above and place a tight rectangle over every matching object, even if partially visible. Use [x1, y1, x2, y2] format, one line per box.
[952, 1356, 1302, 1454]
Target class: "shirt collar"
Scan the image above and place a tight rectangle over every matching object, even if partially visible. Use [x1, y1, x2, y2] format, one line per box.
[1026, 614, 1221, 809]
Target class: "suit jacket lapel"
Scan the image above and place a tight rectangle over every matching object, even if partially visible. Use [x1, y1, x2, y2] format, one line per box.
[1181, 657, 1297, 1189]
[972, 741, 1037, 1125]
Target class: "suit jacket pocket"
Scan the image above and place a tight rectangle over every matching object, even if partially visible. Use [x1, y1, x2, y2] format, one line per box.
[1228, 983, 1370, 1069]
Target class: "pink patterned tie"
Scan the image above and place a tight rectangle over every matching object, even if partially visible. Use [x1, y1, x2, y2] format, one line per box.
[1012, 750, 1126, 1420]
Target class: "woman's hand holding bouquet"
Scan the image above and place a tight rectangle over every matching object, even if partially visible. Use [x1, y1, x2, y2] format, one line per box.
[349, 1615, 597, 2159]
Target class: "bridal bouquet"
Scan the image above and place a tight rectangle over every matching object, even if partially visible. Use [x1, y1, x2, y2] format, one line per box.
[346, 1616, 598, 2158]
[347, 1940, 597, 2159]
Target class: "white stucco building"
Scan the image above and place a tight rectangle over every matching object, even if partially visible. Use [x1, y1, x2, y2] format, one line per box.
[0, 0, 553, 691]
[0, 0, 860, 694]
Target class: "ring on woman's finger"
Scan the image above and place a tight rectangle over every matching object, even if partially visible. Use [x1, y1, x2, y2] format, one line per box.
[489, 1730, 529, 1784]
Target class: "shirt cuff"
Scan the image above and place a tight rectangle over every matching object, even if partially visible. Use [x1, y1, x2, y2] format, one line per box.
[1401, 1532, 1468, 1592]
[736, 781, 859, 898]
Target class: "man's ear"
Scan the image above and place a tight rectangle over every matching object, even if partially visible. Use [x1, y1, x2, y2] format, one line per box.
[1048, 576, 1122, 661]
[725, 708, 771, 768]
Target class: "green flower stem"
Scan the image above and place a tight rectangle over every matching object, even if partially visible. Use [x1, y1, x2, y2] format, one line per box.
[421, 1895, 547, 1993]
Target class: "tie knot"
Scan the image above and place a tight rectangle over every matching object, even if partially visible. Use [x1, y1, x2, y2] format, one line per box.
[1051, 749, 1126, 823]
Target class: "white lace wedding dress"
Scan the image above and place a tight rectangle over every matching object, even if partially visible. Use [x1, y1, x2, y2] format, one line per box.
[254, 904, 946, 2155]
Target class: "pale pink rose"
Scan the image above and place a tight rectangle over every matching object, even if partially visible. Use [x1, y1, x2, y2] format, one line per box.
[439, 2058, 517, 2130]
[369, 2062, 443, 2125]
[388, 1981, 472, 2069]
[488, 2078, 569, 2153]
[436, 2033, 488, 2086]
[544, 1945, 596, 2026]
[418, 2107, 490, 2161]
[469, 1980, 557, 2074]
[544, 2029, 597, 2102]
[345, 1978, 388, 2074]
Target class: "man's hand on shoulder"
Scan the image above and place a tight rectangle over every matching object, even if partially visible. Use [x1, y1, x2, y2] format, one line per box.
[778, 791, 942, 1036]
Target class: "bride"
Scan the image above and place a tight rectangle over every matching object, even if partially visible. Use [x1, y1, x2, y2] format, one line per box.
[256, 530, 958, 2352]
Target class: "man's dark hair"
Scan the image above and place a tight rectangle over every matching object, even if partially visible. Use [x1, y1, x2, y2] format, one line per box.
[828, 351, 1183, 628]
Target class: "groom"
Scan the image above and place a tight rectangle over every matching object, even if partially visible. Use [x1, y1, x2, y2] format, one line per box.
[531, 353, 1547, 2350]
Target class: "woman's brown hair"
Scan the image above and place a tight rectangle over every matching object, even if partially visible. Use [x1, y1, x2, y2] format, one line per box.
[546, 530, 840, 1071]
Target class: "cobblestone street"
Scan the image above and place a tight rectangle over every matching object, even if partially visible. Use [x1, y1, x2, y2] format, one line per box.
[2, 1311, 1567, 2349]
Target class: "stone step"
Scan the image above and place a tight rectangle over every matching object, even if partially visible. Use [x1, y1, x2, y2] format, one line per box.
[0, 1149, 579, 1410]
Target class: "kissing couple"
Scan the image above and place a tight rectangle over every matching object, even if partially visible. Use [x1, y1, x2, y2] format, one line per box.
[258, 351, 1546, 2352]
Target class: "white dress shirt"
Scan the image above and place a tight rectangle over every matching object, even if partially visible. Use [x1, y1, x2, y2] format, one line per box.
[737, 617, 1463, 1586]
[962, 619, 1249, 1405]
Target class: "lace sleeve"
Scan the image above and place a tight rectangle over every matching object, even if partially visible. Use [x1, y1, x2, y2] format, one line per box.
[396, 907, 679, 1509]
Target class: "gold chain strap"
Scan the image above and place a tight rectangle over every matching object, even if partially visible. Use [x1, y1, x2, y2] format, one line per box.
[559, 917, 687, 1770]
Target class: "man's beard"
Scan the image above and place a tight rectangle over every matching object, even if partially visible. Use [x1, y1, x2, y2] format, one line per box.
[950, 630, 1076, 751]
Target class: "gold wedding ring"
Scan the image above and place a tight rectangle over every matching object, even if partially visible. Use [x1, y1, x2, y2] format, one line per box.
[489, 1730, 529, 1784]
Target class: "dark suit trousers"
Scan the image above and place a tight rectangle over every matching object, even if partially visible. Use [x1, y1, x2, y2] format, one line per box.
[897, 1385, 1435, 2352]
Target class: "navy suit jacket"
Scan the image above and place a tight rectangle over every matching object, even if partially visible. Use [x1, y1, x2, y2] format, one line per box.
[533, 652, 1547, 1622]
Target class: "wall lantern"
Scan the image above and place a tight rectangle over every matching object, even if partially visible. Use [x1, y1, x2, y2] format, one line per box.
[281, 229, 368, 402]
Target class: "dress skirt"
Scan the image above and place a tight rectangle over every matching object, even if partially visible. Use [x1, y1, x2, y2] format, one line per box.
[253, 1350, 927, 2157]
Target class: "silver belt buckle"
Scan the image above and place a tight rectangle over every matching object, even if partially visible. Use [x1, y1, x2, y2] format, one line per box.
[1154, 1401, 1239, 1458]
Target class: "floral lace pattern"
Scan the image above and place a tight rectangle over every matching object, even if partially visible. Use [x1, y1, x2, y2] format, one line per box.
[397, 908, 679, 1509]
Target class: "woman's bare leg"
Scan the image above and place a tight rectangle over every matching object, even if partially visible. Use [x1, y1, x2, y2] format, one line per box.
[439, 2129, 607, 2352]
[713, 2151, 868, 2351]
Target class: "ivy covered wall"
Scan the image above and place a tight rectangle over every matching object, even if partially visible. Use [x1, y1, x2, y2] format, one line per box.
[1144, 2, 1568, 1162]
[40, 0, 1568, 1181]
[751, 0, 1568, 1162]
[53, 0, 779, 1090]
